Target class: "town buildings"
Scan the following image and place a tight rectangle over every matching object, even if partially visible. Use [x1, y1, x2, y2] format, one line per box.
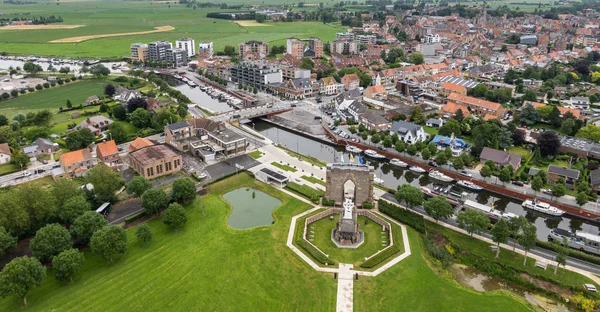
[0, 143, 11, 164]
[198, 42, 214, 58]
[74, 116, 114, 136]
[285, 37, 324, 59]
[96, 140, 120, 166]
[230, 61, 282, 90]
[23, 138, 60, 158]
[130, 43, 149, 62]
[329, 40, 359, 55]
[341, 73, 360, 91]
[128, 145, 182, 179]
[175, 38, 196, 58]
[479, 147, 521, 170]
[148, 41, 173, 62]
[547, 165, 580, 189]
[390, 120, 427, 144]
[60, 149, 94, 177]
[165, 121, 195, 152]
[239, 41, 269, 60]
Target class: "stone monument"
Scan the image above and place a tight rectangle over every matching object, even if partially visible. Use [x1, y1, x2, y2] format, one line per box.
[325, 163, 374, 207]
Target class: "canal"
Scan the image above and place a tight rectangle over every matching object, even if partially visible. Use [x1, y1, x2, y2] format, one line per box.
[254, 120, 600, 241]
[160, 75, 234, 114]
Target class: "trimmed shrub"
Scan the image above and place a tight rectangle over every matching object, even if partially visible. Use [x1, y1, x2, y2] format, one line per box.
[378, 199, 425, 233]
[360, 246, 399, 268]
[362, 201, 373, 209]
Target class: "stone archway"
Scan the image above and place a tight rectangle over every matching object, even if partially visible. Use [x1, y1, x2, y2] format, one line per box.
[343, 179, 356, 201]
[325, 163, 374, 207]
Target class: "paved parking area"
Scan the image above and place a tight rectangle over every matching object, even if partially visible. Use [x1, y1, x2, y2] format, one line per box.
[203, 154, 260, 183]
[181, 152, 207, 175]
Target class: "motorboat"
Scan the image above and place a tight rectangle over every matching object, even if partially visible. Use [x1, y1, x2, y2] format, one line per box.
[389, 158, 408, 168]
[456, 180, 483, 192]
[364, 150, 386, 160]
[522, 198, 564, 217]
[346, 145, 363, 153]
[428, 170, 454, 183]
[409, 165, 427, 173]
[548, 228, 600, 256]
[374, 177, 384, 184]
[420, 187, 459, 206]
[463, 200, 517, 222]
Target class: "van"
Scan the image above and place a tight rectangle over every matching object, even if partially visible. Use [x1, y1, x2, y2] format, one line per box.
[233, 114, 241, 119]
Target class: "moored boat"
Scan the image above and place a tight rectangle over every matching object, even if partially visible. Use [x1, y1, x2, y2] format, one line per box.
[420, 187, 460, 206]
[374, 177, 384, 184]
[429, 170, 454, 182]
[463, 200, 517, 221]
[346, 145, 363, 153]
[390, 158, 408, 168]
[409, 165, 426, 173]
[522, 198, 564, 216]
[364, 150, 385, 160]
[456, 180, 483, 192]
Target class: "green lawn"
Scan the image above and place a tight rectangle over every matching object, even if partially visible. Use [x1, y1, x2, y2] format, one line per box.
[423, 126, 439, 137]
[0, 163, 18, 175]
[248, 150, 263, 159]
[301, 175, 326, 186]
[0, 173, 337, 311]
[0, 80, 107, 119]
[271, 161, 298, 172]
[355, 228, 534, 311]
[507, 146, 531, 158]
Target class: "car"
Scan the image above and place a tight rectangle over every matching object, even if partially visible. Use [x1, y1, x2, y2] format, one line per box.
[460, 170, 472, 178]
[541, 188, 552, 195]
[344, 134, 351, 139]
[232, 114, 241, 119]
[53, 163, 61, 168]
[291, 104, 297, 107]
[334, 129, 341, 134]
[511, 181, 525, 186]
[584, 284, 598, 292]
[160, 132, 165, 137]
[340, 121, 347, 125]
[266, 104, 273, 108]
[378, 146, 385, 151]
[314, 116, 322, 120]
[428, 161, 438, 167]
[329, 125, 336, 130]
[339, 132, 346, 137]
[198, 173, 208, 179]
[42, 160, 48, 165]
[35, 169, 45, 174]
[23, 171, 31, 177]
[316, 98, 323, 103]
[118, 147, 123, 152]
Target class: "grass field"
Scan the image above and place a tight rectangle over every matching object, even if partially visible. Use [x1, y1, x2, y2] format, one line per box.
[247, 150, 263, 159]
[0, 0, 346, 58]
[301, 175, 326, 186]
[271, 161, 298, 172]
[0, 173, 337, 311]
[0, 79, 107, 119]
[355, 228, 534, 311]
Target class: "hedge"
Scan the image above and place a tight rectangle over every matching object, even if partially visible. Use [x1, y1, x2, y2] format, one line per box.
[378, 199, 426, 233]
[297, 239, 333, 265]
[124, 212, 145, 224]
[362, 201, 373, 209]
[360, 245, 399, 268]
[536, 239, 600, 266]
[322, 198, 335, 207]
[285, 182, 324, 204]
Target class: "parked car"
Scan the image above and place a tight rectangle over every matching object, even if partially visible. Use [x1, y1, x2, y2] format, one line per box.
[511, 181, 525, 186]
[460, 170, 472, 178]
[198, 173, 208, 179]
[541, 188, 552, 195]
[291, 103, 297, 107]
[34, 169, 45, 174]
[340, 121, 347, 125]
[23, 171, 31, 177]
[42, 160, 48, 165]
[314, 116, 322, 120]
[377, 146, 385, 151]
[428, 161, 438, 167]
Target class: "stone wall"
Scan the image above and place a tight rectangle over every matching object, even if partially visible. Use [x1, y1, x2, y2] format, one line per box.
[325, 164, 374, 206]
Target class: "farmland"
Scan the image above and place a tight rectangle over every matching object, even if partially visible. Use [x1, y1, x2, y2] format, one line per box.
[0, 0, 346, 58]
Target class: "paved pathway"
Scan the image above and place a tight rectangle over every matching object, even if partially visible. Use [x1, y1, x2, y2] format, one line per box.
[336, 264, 354, 312]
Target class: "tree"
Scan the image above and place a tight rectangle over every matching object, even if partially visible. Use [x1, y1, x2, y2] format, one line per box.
[507, 216, 527, 251]
[452, 157, 464, 170]
[548, 106, 562, 127]
[86, 164, 122, 203]
[171, 178, 196, 203]
[52, 248, 84, 283]
[135, 224, 153, 246]
[457, 209, 489, 236]
[223, 45, 235, 56]
[163, 203, 187, 230]
[576, 192, 588, 207]
[421, 148, 431, 160]
[90, 64, 110, 78]
[561, 118, 578, 136]
[538, 131, 561, 157]
[104, 84, 116, 97]
[576, 124, 600, 141]
[455, 109, 464, 122]
[410, 106, 424, 124]
[66, 99, 73, 109]
[52, 179, 81, 204]
[112, 105, 127, 121]
[142, 188, 170, 215]
[126, 176, 152, 197]
[30, 223, 72, 263]
[0, 226, 17, 257]
[531, 175, 544, 194]
[300, 58, 314, 70]
[65, 128, 95, 150]
[108, 122, 127, 144]
[0, 256, 46, 306]
[436, 152, 448, 166]
[370, 134, 381, 144]
[90, 225, 127, 263]
[518, 223, 537, 266]
[23, 62, 42, 76]
[491, 218, 509, 258]
[58, 67, 70, 74]
[406, 144, 417, 156]
[438, 118, 461, 136]
[255, 13, 266, 23]
[522, 89, 538, 101]
[130, 108, 152, 128]
[554, 237, 568, 274]
[394, 141, 405, 154]
[423, 196, 453, 223]
[59, 195, 91, 224]
[409, 52, 424, 65]
[520, 103, 539, 126]
[470, 84, 489, 98]
[498, 167, 512, 185]
[126, 97, 148, 113]
[70, 211, 108, 244]
[395, 184, 424, 208]
[381, 47, 405, 64]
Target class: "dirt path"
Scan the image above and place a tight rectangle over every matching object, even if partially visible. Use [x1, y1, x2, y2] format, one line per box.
[49, 25, 175, 43]
[1, 24, 84, 30]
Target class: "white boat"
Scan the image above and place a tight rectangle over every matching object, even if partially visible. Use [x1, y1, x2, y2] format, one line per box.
[389, 158, 408, 168]
[463, 200, 517, 221]
[456, 180, 483, 192]
[522, 198, 564, 216]
[374, 177, 384, 184]
[429, 170, 454, 182]
[409, 165, 426, 173]
[346, 145, 363, 153]
[364, 150, 385, 160]
[549, 228, 600, 255]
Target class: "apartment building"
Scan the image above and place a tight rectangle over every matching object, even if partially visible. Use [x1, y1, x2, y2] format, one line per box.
[356, 34, 377, 45]
[96, 140, 120, 166]
[175, 38, 196, 58]
[329, 40, 359, 55]
[336, 32, 355, 41]
[307, 37, 323, 58]
[130, 43, 149, 62]
[239, 40, 269, 60]
[281, 66, 311, 80]
[148, 41, 173, 62]
[198, 42, 213, 58]
[166, 48, 188, 67]
[165, 121, 194, 152]
[230, 61, 282, 90]
[285, 37, 323, 59]
[128, 145, 182, 179]
[286, 38, 304, 59]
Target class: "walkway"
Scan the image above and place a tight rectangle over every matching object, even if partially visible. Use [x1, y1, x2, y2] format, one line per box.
[337, 264, 354, 312]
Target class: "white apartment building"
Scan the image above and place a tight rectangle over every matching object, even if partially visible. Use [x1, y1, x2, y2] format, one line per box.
[176, 38, 196, 58]
[198, 42, 213, 58]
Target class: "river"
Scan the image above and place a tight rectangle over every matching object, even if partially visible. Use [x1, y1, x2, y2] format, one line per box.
[254, 121, 600, 241]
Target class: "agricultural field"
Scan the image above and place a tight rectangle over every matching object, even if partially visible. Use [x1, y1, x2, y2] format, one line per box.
[0, 79, 107, 119]
[0, 173, 338, 311]
[0, 0, 345, 58]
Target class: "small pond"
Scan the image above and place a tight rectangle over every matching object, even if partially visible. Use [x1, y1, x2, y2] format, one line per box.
[223, 188, 281, 229]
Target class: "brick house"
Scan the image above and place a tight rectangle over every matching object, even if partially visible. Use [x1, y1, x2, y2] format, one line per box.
[341, 73, 360, 91]
[547, 165, 580, 190]
[60, 149, 94, 177]
[479, 147, 521, 170]
[128, 145, 182, 179]
[96, 140, 120, 166]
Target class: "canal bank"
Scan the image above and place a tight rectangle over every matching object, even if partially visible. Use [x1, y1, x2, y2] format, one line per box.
[253, 120, 600, 242]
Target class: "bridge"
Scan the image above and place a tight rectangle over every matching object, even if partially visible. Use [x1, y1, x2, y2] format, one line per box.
[209, 105, 292, 122]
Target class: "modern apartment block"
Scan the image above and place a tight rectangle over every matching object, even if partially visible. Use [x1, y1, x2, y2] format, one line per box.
[285, 37, 323, 59]
[329, 40, 359, 55]
[148, 41, 173, 61]
[230, 61, 282, 90]
[356, 34, 377, 45]
[175, 38, 196, 58]
[336, 32, 355, 41]
[130, 43, 149, 62]
[239, 40, 269, 60]
[167, 48, 188, 67]
[281, 66, 311, 80]
[198, 41, 213, 58]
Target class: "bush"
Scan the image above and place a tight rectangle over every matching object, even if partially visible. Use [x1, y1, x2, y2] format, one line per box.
[362, 201, 373, 209]
[423, 232, 453, 268]
[285, 182, 324, 204]
[360, 245, 399, 268]
[43, 83, 50, 88]
[378, 199, 425, 233]
[297, 239, 332, 265]
[35, 84, 43, 90]
[322, 198, 336, 207]
[536, 239, 600, 266]
[65, 78, 71, 83]
[57, 80, 64, 85]
[28, 87, 35, 92]
[124, 212, 145, 224]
